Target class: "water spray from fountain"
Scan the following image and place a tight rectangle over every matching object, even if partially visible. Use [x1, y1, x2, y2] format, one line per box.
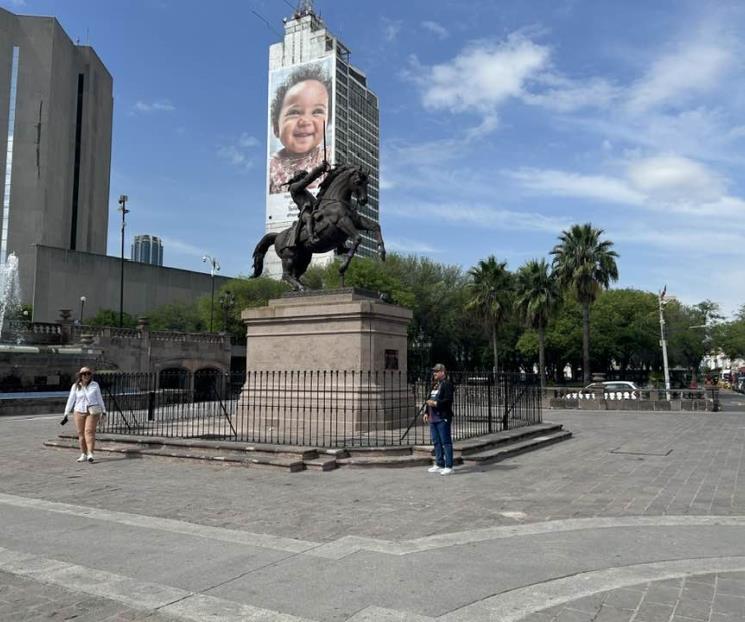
[0, 252, 22, 341]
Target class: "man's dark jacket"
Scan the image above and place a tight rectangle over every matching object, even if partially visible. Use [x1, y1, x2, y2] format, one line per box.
[431, 379, 454, 422]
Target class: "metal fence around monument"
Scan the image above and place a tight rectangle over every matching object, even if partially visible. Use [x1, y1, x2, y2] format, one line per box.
[94, 370, 541, 448]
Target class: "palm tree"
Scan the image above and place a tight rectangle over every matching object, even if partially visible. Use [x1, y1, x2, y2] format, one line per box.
[550, 223, 619, 384]
[466, 256, 512, 373]
[515, 259, 560, 390]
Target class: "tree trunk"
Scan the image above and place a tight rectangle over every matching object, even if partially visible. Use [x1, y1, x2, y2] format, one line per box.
[582, 301, 591, 384]
[538, 325, 546, 392]
[492, 322, 499, 374]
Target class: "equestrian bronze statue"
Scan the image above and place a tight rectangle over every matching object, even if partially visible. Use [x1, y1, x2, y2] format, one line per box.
[251, 163, 386, 291]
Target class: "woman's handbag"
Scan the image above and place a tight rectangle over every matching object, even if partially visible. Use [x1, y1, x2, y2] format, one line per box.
[87, 404, 103, 416]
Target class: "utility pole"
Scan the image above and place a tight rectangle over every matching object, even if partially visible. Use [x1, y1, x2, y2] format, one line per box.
[118, 195, 129, 328]
[658, 286, 671, 400]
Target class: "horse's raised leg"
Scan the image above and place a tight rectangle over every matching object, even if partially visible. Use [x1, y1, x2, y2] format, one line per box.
[280, 251, 307, 291]
[352, 212, 386, 261]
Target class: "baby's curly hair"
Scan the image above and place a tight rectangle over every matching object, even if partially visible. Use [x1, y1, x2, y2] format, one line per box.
[271, 64, 333, 137]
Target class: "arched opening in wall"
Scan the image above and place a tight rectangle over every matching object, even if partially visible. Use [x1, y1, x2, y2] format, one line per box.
[194, 368, 223, 403]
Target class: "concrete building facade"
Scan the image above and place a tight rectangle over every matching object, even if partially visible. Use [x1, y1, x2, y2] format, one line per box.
[263, 0, 380, 277]
[32, 245, 232, 324]
[0, 7, 113, 300]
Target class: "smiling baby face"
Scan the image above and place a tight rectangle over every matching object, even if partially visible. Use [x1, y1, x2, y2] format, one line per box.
[277, 79, 329, 155]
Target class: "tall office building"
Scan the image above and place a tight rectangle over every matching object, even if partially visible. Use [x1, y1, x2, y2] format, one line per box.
[131, 234, 164, 266]
[263, 0, 380, 277]
[0, 7, 113, 300]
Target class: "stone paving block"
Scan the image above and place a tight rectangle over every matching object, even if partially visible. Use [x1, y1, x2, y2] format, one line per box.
[712, 593, 745, 614]
[555, 608, 597, 622]
[635, 601, 676, 621]
[673, 597, 713, 619]
[715, 577, 745, 596]
[643, 583, 682, 604]
[601, 587, 644, 609]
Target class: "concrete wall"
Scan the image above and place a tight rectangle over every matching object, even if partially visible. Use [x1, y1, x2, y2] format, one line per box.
[32, 245, 233, 323]
[0, 8, 112, 301]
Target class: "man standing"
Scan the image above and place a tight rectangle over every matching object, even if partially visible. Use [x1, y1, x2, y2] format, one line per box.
[423, 363, 455, 475]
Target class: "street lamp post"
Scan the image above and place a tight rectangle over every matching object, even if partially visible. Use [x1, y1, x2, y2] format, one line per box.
[658, 286, 671, 400]
[219, 291, 236, 333]
[202, 255, 220, 332]
[79, 296, 86, 324]
[117, 195, 129, 328]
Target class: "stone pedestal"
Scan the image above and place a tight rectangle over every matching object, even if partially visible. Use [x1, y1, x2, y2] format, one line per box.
[238, 289, 416, 443]
[241, 288, 412, 372]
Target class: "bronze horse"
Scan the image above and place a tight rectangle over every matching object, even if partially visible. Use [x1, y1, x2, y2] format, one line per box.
[251, 164, 386, 290]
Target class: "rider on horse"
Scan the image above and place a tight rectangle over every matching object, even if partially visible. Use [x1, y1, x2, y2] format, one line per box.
[287, 160, 330, 246]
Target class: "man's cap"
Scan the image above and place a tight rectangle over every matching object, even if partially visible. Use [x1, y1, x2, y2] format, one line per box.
[432, 363, 446, 372]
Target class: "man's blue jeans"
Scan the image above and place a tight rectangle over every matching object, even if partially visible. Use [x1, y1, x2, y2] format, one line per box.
[430, 419, 453, 468]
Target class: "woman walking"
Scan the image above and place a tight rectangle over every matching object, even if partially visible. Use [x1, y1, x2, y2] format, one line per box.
[63, 367, 106, 463]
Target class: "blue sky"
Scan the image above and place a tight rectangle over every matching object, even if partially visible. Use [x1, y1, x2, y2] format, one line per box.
[4, 0, 745, 314]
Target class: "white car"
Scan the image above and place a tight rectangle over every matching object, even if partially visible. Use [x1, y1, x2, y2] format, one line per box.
[567, 381, 641, 400]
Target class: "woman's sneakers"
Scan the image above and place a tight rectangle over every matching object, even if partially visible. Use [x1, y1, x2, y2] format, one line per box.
[87, 453, 94, 463]
[76, 453, 87, 462]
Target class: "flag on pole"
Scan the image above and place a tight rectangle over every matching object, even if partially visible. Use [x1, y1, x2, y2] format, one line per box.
[660, 285, 666, 301]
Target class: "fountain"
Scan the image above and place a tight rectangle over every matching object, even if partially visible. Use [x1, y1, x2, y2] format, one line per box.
[0, 252, 22, 341]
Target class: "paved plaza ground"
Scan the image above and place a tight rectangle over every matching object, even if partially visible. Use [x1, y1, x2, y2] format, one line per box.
[1, 392, 745, 621]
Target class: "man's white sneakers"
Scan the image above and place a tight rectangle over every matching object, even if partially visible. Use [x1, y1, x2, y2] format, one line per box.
[440, 468, 454, 476]
[427, 465, 442, 473]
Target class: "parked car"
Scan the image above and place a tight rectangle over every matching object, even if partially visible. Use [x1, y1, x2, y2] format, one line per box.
[566, 381, 640, 400]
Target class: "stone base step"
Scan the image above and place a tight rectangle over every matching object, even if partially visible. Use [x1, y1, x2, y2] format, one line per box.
[453, 422, 566, 457]
[43, 438, 306, 472]
[335, 455, 432, 468]
[461, 429, 572, 465]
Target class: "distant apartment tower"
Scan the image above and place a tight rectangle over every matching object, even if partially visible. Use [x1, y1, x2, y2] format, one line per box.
[0, 7, 113, 300]
[131, 234, 164, 266]
[263, 0, 380, 277]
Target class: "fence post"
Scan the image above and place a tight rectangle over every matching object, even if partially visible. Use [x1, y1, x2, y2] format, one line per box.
[502, 374, 509, 431]
[487, 372, 493, 433]
[147, 390, 156, 421]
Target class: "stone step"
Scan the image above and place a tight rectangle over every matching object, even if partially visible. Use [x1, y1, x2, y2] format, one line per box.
[417, 422, 565, 458]
[343, 446, 414, 458]
[460, 429, 573, 465]
[44, 438, 306, 472]
[58, 432, 319, 461]
[335, 454, 432, 469]
[304, 456, 338, 471]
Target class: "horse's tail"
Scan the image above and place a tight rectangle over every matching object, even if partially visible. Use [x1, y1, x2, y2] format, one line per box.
[251, 232, 278, 278]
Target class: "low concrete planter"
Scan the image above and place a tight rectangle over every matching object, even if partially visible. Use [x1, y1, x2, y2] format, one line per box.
[1, 397, 66, 416]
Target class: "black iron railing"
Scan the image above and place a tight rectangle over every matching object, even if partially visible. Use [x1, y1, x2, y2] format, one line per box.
[95, 370, 542, 448]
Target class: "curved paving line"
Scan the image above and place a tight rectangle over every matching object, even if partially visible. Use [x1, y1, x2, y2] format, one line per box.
[3, 492, 745, 560]
[437, 556, 745, 622]
[0, 545, 314, 621]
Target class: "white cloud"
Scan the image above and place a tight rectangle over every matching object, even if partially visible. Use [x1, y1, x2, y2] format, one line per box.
[522, 74, 619, 112]
[382, 18, 402, 42]
[386, 238, 439, 254]
[238, 133, 259, 148]
[414, 34, 550, 114]
[389, 201, 569, 234]
[627, 40, 735, 113]
[627, 155, 725, 203]
[133, 100, 175, 113]
[507, 168, 645, 206]
[421, 20, 449, 39]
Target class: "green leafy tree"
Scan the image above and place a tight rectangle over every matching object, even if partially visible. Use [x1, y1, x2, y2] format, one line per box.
[147, 301, 205, 333]
[213, 277, 290, 340]
[466, 256, 513, 373]
[515, 259, 560, 389]
[589, 289, 659, 375]
[715, 305, 745, 361]
[88, 309, 137, 328]
[551, 223, 619, 384]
